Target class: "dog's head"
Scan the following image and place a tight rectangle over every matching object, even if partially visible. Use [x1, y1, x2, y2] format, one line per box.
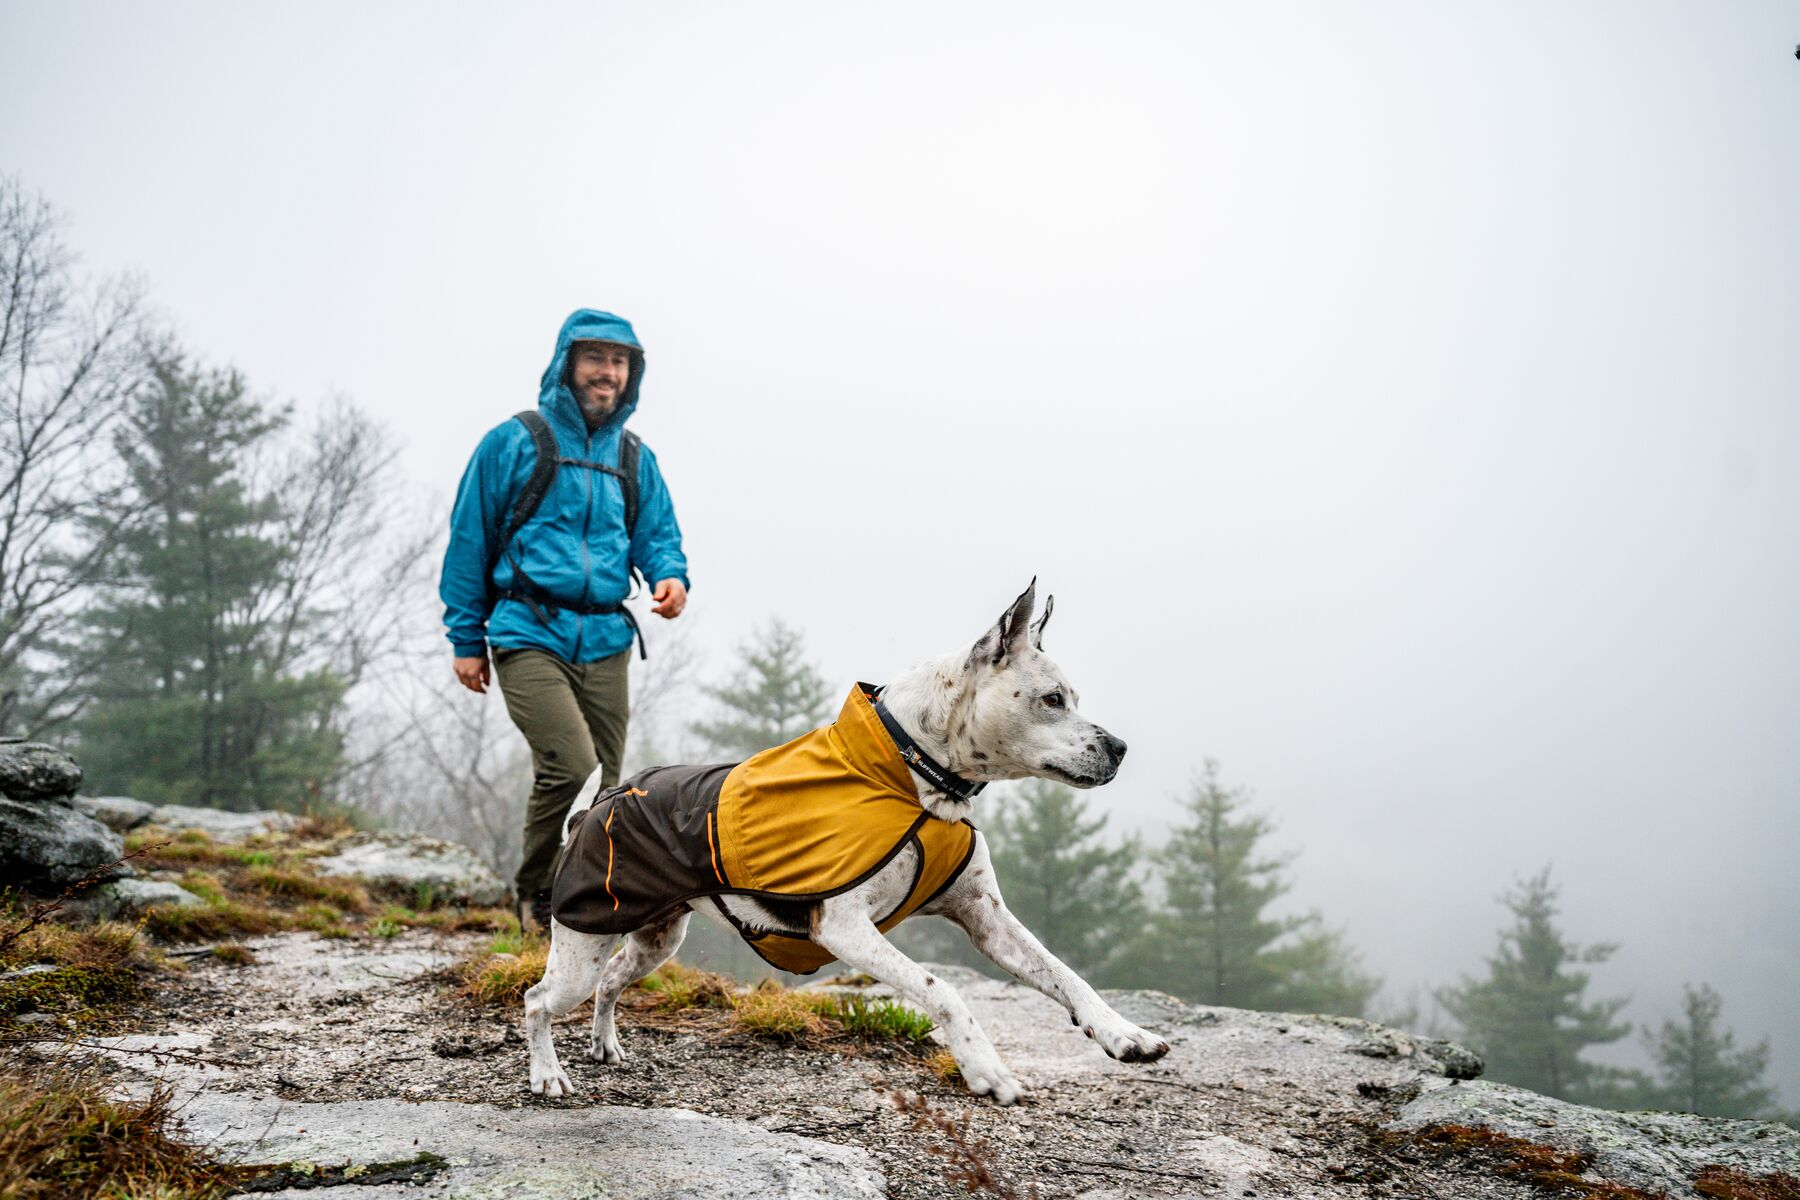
[951, 580, 1127, 789]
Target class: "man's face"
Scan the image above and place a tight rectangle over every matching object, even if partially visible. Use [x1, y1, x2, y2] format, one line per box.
[567, 342, 633, 423]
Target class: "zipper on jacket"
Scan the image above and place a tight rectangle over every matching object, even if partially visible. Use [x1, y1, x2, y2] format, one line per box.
[577, 425, 597, 660]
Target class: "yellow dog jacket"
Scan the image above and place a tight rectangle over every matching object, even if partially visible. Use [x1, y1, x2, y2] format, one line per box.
[551, 684, 977, 973]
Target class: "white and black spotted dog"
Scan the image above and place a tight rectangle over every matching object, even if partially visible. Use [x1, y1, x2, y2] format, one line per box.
[523, 581, 1170, 1104]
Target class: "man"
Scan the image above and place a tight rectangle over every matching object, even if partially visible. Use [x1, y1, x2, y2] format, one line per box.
[439, 308, 689, 931]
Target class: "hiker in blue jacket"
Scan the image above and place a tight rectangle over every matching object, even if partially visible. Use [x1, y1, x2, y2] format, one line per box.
[439, 309, 689, 931]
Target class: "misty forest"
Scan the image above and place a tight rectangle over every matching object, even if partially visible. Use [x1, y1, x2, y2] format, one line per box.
[3, 174, 1790, 1130]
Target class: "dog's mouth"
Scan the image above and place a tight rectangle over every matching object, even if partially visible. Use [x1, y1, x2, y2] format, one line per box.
[1038, 762, 1113, 790]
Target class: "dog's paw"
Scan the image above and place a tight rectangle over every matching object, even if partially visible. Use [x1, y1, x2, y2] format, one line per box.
[530, 1061, 578, 1098]
[962, 1059, 1024, 1106]
[590, 1031, 625, 1064]
[1083, 1016, 1170, 1064]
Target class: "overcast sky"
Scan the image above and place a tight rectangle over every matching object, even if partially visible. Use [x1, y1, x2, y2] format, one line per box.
[5, 1, 1797, 1102]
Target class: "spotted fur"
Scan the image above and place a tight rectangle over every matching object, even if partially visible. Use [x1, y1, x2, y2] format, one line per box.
[524, 581, 1169, 1105]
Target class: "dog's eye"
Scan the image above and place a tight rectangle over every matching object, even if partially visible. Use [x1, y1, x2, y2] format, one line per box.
[1043, 692, 1064, 709]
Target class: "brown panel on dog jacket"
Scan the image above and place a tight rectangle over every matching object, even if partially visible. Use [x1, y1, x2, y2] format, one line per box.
[551, 685, 976, 973]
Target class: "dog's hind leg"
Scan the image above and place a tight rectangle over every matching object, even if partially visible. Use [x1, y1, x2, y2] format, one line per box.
[523, 922, 617, 1098]
[590, 909, 690, 1064]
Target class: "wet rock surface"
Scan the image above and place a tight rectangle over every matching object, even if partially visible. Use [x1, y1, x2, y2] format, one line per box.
[62, 934, 1510, 1199]
[0, 793, 128, 887]
[38, 932, 1792, 1199]
[143, 803, 299, 842]
[1391, 1078, 1800, 1197]
[0, 739, 84, 801]
[83, 878, 204, 919]
[71, 793, 157, 830]
[179, 1093, 886, 1200]
[309, 832, 508, 906]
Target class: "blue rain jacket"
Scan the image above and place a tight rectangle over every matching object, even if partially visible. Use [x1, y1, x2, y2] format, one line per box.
[439, 310, 689, 663]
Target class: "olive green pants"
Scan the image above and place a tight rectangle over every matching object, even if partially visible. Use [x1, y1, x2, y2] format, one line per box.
[494, 647, 630, 900]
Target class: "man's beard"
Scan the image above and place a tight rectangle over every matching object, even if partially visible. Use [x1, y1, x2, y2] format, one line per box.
[577, 384, 618, 426]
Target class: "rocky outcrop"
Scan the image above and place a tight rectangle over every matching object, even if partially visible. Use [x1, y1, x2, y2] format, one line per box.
[70, 794, 305, 841]
[16, 795, 1786, 1200]
[0, 795, 127, 888]
[177, 1093, 885, 1200]
[83, 879, 204, 920]
[310, 832, 507, 905]
[1390, 1077, 1800, 1198]
[0, 741, 127, 889]
[70, 795, 156, 831]
[0, 739, 84, 801]
[143, 804, 299, 843]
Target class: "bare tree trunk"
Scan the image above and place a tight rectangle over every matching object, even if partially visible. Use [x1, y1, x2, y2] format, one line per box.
[0, 177, 150, 737]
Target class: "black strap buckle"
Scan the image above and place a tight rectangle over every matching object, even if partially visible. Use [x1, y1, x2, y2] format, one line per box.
[863, 683, 985, 803]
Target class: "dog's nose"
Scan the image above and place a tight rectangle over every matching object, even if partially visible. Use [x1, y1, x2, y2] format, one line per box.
[1102, 732, 1127, 763]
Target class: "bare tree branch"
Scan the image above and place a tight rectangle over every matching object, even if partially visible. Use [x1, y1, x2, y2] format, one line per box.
[0, 177, 152, 736]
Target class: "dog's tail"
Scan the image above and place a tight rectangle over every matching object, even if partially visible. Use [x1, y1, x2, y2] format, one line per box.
[562, 767, 607, 844]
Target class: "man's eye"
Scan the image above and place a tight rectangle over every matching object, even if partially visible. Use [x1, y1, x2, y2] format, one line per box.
[1043, 692, 1064, 709]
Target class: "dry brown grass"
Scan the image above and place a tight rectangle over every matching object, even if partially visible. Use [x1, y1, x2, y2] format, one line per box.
[729, 985, 834, 1039]
[925, 1049, 961, 1081]
[874, 1081, 1039, 1199]
[457, 945, 551, 1005]
[636, 960, 736, 1011]
[0, 1059, 243, 1199]
[113, 830, 508, 945]
[289, 810, 358, 840]
[239, 866, 370, 912]
[0, 915, 151, 1025]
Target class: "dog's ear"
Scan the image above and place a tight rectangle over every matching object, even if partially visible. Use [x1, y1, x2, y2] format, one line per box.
[1029, 594, 1054, 651]
[972, 578, 1037, 667]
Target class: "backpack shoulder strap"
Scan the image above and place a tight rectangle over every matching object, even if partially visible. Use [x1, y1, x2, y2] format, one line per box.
[486, 411, 559, 587]
[618, 430, 642, 539]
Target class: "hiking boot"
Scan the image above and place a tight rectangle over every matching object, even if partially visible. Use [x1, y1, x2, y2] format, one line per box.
[531, 890, 553, 933]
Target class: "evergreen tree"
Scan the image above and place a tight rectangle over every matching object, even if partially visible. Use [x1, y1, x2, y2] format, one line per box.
[1437, 867, 1631, 1103]
[1128, 761, 1378, 1015]
[690, 619, 831, 759]
[75, 359, 344, 809]
[1636, 984, 1778, 1118]
[983, 780, 1147, 985]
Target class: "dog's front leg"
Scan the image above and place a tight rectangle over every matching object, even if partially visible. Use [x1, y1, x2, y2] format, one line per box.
[812, 902, 1024, 1105]
[936, 843, 1169, 1065]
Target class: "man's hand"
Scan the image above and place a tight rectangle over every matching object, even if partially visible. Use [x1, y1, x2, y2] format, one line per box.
[651, 578, 687, 619]
[454, 653, 491, 694]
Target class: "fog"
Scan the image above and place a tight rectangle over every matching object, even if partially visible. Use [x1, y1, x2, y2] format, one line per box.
[4, 1, 1796, 1101]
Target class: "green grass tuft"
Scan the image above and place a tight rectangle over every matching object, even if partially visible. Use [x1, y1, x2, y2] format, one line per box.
[830, 994, 934, 1041]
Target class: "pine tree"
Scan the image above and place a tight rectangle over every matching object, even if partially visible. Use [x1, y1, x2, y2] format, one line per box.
[1638, 984, 1777, 1118]
[983, 780, 1147, 985]
[1128, 761, 1378, 1015]
[690, 619, 832, 760]
[75, 359, 344, 810]
[1437, 867, 1631, 1103]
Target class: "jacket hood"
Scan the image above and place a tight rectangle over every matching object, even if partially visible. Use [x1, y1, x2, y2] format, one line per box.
[538, 309, 646, 436]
